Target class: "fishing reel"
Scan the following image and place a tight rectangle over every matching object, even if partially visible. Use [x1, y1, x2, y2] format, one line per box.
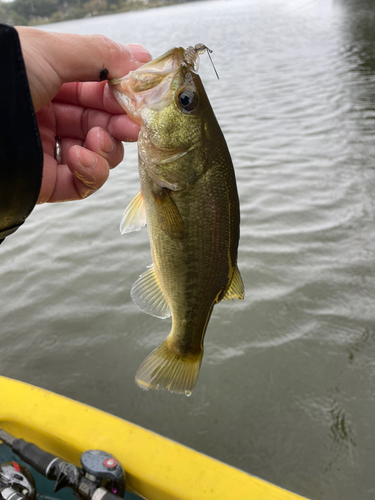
[44, 450, 126, 500]
[0, 428, 126, 500]
[0, 461, 36, 500]
[77, 450, 126, 498]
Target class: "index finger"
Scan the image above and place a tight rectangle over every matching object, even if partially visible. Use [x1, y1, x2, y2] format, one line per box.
[17, 27, 152, 112]
[53, 81, 125, 114]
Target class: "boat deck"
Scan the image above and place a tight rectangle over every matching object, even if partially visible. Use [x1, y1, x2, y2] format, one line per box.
[0, 376, 308, 500]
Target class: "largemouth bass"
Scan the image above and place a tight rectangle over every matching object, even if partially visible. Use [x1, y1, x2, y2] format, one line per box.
[110, 44, 244, 395]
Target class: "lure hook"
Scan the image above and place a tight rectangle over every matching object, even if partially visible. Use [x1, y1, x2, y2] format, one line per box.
[194, 44, 220, 80]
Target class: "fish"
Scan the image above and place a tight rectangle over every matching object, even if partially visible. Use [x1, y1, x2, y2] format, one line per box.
[109, 44, 244, 395]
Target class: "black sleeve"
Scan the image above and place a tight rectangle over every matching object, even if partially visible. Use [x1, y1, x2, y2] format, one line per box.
[0, 24, 43, 245]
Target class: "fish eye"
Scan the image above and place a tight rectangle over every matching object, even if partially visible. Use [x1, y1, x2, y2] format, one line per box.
[177, 90, 198, 113]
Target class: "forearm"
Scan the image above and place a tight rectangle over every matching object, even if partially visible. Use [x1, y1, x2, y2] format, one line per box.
[0, 24, 43, 244]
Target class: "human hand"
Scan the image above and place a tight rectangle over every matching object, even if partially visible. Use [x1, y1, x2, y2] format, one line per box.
[16, 27, 151, 203]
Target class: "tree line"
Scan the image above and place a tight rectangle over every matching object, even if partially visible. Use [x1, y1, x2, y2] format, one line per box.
[0, 0, 189, 26]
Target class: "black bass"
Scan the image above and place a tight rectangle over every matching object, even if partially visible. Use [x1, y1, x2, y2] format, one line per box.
[110, 44, 244, 395]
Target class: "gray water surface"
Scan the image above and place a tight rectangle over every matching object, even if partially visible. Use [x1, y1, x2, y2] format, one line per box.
[2, 0, 375, 498]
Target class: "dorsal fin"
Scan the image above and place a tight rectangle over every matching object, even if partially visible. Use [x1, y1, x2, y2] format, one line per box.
[222, 265, 245, 301]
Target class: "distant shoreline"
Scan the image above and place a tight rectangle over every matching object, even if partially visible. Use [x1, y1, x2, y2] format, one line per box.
[0, 0, 205, 27]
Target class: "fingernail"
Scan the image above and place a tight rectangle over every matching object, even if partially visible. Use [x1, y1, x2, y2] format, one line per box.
[79, 148, 97, 168]
[101, 131, 117, 154]
[127, 43, 152, 63]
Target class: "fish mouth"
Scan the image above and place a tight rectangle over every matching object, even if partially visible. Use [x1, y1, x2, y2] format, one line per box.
[109, 46, 203, 122]
[109, 47, 186, 121]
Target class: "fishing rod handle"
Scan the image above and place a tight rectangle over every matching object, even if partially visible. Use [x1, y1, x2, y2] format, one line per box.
[11, 439, 59, 478]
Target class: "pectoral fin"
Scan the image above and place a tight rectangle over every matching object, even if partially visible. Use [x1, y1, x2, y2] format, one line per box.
[131, 264, 171, 319]
[120, 191, 147, 234]
[153, 189, 184, 239]
[222, 265, 245, 301]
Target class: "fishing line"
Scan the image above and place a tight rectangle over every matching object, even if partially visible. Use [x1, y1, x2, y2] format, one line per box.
[213, 0, 318, 53]
[206, 48, 220, 79]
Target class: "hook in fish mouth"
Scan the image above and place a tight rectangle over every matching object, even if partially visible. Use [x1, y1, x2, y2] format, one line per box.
[185, 44, 219, 79]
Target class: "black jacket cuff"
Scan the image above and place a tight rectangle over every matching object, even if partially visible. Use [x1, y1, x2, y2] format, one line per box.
[0, 24, 43, 243]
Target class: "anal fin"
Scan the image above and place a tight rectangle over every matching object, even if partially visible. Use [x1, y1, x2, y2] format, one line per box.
[131, 264, 171, 319]
[222, 265, 245, 301]
[120, 190, 146, 234]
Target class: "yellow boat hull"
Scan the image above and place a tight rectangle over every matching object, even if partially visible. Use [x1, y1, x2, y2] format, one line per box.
[0, 376, 306, 500]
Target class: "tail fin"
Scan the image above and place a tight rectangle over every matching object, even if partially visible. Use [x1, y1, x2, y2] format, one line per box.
[135, 340, 203, 395]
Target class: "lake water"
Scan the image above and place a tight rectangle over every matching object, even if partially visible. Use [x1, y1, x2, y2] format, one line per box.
[2, 0, 375, 498]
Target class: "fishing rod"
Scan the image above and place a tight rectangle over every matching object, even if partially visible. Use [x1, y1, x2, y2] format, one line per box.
[0, 428, 126, 500]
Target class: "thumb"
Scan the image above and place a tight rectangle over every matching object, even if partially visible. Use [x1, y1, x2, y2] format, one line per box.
[16, 27, 151, 112]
